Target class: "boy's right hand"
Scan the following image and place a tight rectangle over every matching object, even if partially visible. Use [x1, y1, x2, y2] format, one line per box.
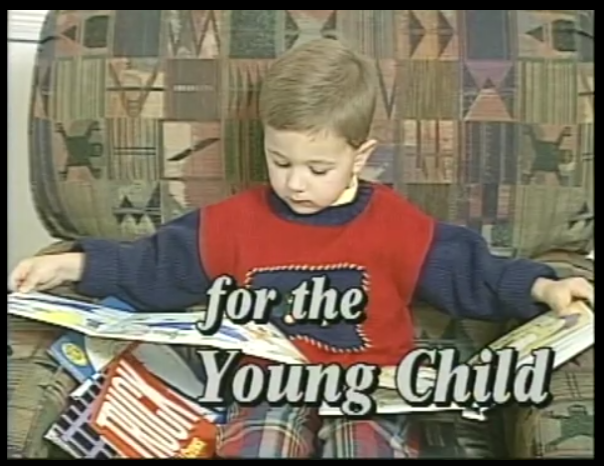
[9, 253, 85, 293]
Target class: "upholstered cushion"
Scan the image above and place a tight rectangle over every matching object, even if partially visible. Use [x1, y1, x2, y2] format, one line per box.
[506, 250, 594, 458]
[8, 316, 77, 458]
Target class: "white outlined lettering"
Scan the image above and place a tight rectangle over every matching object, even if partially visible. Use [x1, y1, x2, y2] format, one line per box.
[198, 275, 280, 334]
[289, 275, 366, 325]
[195, 349, 379, 416]
[196, 275, 368, 333]
[396, 347, 555, 410]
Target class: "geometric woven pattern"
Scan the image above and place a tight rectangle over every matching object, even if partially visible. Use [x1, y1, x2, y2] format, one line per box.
[506, 250, 594, 458]
[29, 10, 594, 257]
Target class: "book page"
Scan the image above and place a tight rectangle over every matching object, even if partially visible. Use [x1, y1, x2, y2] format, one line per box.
[319, 387, 463, 416]
[99, 312, 307, 364]
[96, 311, 246, 347]
[9, 291, 307, 364]
[349, 301, 594, 419]
[8, 291, 126, 336]
[468, 300, 593, 365]
[378, 365, 437, 390]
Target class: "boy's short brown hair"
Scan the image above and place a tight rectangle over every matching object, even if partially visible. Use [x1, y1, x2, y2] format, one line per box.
[259, 38, 378, 148]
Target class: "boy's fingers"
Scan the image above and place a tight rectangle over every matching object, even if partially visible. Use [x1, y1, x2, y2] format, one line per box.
[577, 282, 594, 306]
[551, 295, 573, 315]
[568, 277, 594, 306]
[17, 270, 42, 293]
[9, 265, 29, 292]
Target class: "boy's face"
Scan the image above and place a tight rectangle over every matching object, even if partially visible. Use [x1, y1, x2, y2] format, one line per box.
[264, 127, 376, 214]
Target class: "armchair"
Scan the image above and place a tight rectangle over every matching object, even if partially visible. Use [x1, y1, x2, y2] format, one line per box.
[8, 10, 593, 458]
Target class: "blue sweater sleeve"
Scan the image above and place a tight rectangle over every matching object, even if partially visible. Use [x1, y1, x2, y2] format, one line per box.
[414, 222, 558, 322]
[74, 209, 211, 311]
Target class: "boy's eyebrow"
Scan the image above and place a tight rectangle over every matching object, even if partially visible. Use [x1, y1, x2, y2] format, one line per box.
[307, 160, 336, 166]
[267, 149, 335, 165]
[266, 149, 288, 158]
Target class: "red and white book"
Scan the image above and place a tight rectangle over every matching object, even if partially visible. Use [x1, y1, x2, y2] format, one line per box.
[90, 351, 218, 458]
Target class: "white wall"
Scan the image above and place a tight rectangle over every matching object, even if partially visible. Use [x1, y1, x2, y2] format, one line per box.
[8, 11, 54, 273]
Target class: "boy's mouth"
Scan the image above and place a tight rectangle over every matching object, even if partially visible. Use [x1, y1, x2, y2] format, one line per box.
[289, 198, 313, 206]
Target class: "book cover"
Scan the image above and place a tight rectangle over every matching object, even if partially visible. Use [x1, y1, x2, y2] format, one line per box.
[46, 330, 224, 415]
[89, 352, 219, 458]
[44, 372, 121, 459]
[47, 331, 131, 383]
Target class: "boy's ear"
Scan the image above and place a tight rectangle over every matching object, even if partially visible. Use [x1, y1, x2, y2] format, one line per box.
[352, 139, 378, 175]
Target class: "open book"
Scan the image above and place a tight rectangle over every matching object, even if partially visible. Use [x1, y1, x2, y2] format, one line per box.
[8, 292, 593, 420]
[319, 300, 594, 420]
[7, 291, 306, 365]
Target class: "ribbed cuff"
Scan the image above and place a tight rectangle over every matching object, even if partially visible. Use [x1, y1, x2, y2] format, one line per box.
[498, 259, 559, 320]
[75, 238, 120, 298]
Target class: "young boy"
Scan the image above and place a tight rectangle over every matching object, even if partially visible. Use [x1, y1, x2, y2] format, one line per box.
[10, 39, 593, 459]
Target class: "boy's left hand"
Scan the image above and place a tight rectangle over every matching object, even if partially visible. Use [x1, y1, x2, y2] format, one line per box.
[531, 277, 594, 315]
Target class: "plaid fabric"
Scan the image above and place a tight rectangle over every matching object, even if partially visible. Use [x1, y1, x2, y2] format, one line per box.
[216, 401, 417, 458]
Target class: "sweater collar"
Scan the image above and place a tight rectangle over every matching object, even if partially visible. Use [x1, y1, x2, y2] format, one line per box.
[267, 180, 374, 226]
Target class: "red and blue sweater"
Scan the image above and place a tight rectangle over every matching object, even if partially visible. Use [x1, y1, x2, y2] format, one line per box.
[75, 181, 556, 366]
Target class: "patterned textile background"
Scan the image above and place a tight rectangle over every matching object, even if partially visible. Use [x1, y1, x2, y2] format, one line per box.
[29, 10, 594, 257]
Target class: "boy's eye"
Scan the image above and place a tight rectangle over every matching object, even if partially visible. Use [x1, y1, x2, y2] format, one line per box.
[310, 168, 329, 175]
[272, 159, 329, 175]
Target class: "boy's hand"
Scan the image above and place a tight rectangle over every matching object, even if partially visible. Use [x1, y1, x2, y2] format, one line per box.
[531, 276, 594, 315]
[9, 253, 85, 293]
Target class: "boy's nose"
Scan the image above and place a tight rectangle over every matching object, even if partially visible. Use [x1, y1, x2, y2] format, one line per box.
[286, 172, 306, 193]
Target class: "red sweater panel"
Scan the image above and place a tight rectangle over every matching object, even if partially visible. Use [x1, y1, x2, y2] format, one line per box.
[201, 184, 435, 367]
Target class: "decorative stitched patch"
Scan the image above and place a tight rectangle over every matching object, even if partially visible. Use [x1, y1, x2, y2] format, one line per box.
[244, 264, 370, 353]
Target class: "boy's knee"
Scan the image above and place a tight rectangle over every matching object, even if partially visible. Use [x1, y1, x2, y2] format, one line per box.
[216, 423, 315, 458]
[216, 403, 319, 459]
[319, 417, 414, 459]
